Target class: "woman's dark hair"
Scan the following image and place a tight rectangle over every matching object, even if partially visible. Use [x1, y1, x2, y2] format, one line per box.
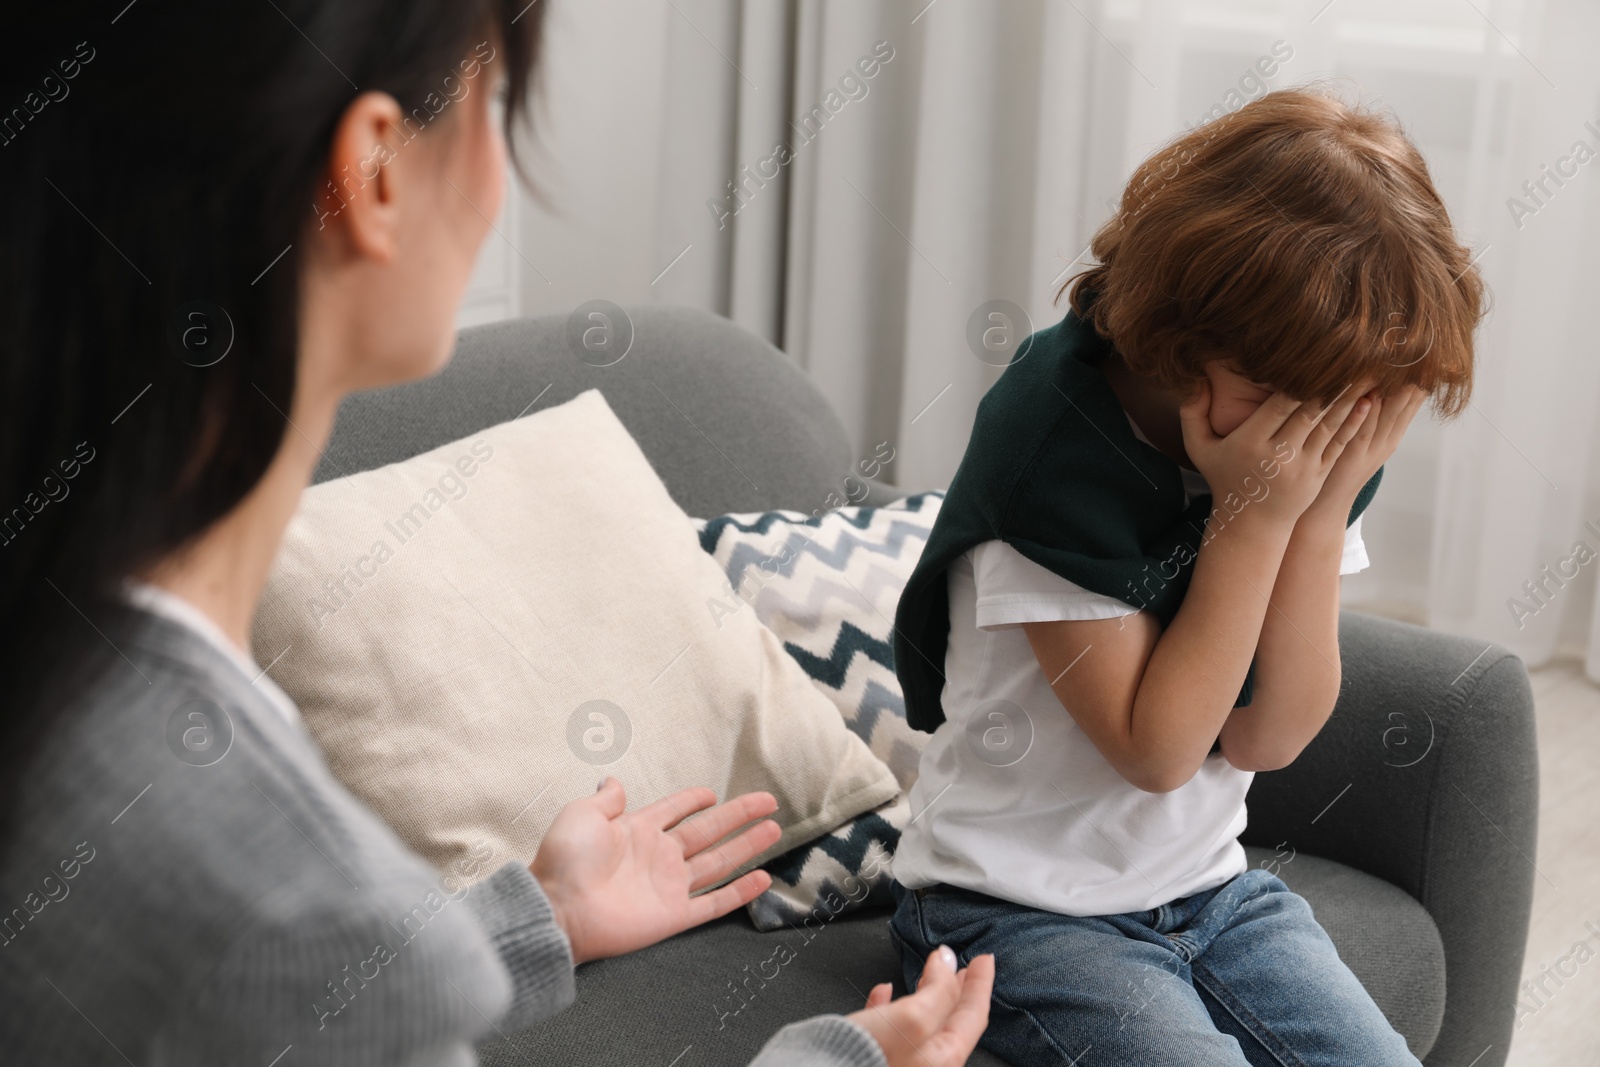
[0, 2, 545, 833]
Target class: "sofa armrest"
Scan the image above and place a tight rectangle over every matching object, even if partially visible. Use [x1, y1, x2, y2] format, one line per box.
[1239, 610, 1538, 1067]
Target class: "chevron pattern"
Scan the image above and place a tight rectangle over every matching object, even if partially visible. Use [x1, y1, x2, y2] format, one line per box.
[712, 516, 940, 590]
[782, 621, 895, 686]
[694, 491, 944, 931]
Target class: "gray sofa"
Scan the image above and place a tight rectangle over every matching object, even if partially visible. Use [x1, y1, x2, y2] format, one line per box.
[318, 305, 1539, 1067]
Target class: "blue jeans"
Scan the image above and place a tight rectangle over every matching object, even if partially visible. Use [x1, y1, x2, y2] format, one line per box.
[888, 868, 1420, 1066]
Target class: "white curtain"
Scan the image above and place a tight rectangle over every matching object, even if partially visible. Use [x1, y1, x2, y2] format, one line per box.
[645, 0, 1600, 676]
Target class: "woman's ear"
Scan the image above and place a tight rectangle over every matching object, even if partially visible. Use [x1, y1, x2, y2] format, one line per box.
[309, 91, 407, 262]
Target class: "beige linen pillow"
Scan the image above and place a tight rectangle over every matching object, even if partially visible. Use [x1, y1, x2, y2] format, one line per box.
[252, 388, 899, 881]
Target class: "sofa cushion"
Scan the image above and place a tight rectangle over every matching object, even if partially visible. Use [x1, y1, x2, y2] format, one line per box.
[252, 388, 900, 884]
[693, 491, 943, 930]
[479, 847, 1441, 1066]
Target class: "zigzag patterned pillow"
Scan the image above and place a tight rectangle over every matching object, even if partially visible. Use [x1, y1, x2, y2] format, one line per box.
[693, 491, 943, 931]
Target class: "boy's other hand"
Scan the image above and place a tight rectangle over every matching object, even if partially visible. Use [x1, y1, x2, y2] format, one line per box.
[1304, 384, 1427, 524]
[1179, 378, 1372, 532]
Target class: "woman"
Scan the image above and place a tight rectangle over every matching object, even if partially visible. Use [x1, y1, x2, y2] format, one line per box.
[0, 3, 993, 1064]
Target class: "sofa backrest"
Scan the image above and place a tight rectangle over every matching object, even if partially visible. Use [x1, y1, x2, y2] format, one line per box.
[317, 304, 856, 519]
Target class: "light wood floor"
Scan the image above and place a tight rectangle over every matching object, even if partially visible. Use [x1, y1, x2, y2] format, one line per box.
[1502, 658, 1600, 1067]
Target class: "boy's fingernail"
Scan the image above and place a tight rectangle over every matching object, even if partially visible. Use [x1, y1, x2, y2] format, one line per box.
[596, 777, 607, 792]
[936, 944, 958, 971]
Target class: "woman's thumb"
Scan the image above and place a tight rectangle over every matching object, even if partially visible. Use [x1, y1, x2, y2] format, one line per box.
[592, 775, 627, 817]
[921, 944, 959, 986]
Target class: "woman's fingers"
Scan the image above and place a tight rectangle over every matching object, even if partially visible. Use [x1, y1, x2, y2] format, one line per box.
[845, 947, 996, 1067]
[591, 775, 629, 819]
[912, 945, 963, 1014]
[924, 953, 995, 1062]
[683, 867, 772, 927]
[685, 816, 782, 890]
[586, 782, 781, 855]
[667, 790, 778, 854]
[902, 947, 992, 1064]
[632, 785, 719, 834]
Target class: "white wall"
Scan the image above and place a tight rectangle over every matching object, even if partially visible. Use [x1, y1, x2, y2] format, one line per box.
[514, 0, 675, 318]
[455, 178, 522, 329]
[455, 0, 674, 330]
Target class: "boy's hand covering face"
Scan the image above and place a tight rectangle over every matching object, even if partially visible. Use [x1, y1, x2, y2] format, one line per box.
[1305, 383, 1428, 520]
[1179, 377, 1374, 531]
[1185, 358, 1427, 528]
[1203, 363, 1278, 437]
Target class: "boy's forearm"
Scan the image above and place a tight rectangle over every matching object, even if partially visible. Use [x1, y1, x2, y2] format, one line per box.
[1217, 509, 1345, 770]
[1127, 514, 1293, 789]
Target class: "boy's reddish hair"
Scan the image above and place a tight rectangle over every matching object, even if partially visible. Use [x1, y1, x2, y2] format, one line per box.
[1063, 87, 1484, 417]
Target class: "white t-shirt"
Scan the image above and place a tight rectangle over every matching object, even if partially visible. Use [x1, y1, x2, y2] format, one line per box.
[891, 413, 1369, 917]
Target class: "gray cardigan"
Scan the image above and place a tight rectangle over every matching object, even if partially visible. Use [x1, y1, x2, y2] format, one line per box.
[0, 604, 885, 1066]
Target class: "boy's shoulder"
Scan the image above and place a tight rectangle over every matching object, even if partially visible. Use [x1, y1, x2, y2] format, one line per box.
[894, 311, 1193, 732]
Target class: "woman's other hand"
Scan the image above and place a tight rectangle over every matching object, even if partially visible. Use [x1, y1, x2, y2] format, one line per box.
[848, 946, 996, 1067]
[530, 777, 781, 964]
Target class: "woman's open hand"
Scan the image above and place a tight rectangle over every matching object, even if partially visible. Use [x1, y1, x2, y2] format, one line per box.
[530, 777, 782, 965]
[848, 945, 995, 1067]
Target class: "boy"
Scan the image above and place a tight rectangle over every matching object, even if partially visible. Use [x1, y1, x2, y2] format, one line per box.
[888, 87, 1483, 1065]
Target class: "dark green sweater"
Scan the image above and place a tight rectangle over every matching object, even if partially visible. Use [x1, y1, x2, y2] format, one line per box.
[893, 307, 1381, 734]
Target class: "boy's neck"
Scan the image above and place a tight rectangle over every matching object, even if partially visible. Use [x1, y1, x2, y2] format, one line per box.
[1098, 356, 1198, 472]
